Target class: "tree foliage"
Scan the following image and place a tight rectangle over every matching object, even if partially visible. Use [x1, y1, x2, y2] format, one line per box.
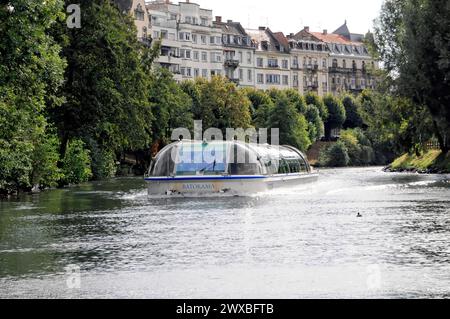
[0, 0, 66, 193]
[374, 0, 450, 153]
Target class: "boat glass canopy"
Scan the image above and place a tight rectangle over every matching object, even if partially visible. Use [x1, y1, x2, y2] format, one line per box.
[149, 141, 311, 177]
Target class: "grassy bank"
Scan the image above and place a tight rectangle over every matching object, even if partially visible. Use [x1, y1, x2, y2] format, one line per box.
[387, 150, 450, 173]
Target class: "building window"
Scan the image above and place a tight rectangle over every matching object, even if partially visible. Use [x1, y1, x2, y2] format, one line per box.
[193, 51, 199, 61]
[202, 52, 207, 62]
[343, 60, 346, 68]
[247, 52, 252, 64]
[239, 69, 244, 81]
[257, 74, 264, 84]
[134, 4, 145, 21]
[181, 67, 186, 76]
[248, 69, 252, 82]
[238, 52, 243, 63]
[322, 59, 327, 68]
[210, 36, 215, 44]
[201, 35, 207, 44]
[283, 75, 289, 85]
[202, 69, 208, 78]
[268, 58, 278, 68]
[266, 74, 280, 84]
[332, 59, 338, 68]
[282, 60, 289, 69]
[257, 58, 263, 67]
[201, 18, 208, 26]
[186, 68, 192, 77]
[192, 34, 197, 43]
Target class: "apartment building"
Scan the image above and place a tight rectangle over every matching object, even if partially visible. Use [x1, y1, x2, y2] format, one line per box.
[114, 0, 150, 41]
[246, 27, 292, 90]
[214, 17, 256, 87]
[147, 0, 224, 81]
[287, 27, 330, 96]
[120, 0, 378, 96]
[309, 21, 377, 95]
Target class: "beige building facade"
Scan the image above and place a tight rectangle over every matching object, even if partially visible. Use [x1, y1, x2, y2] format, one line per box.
[118, 0, 379, 96]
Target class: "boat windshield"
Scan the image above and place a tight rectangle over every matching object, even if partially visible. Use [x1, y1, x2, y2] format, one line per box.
[175, 142, 227, 176]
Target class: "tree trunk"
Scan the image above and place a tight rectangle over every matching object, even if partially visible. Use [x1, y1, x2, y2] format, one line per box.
[432, 120, 448, 154]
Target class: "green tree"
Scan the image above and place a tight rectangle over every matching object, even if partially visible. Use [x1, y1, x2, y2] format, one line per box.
[305, 92, 328, 121]
[241, 88, 274, 129]
[267, 95, 311, 151]
[0, 0, 66, 193]
[341, 94, 363, 129]
[182, 76, 252, 133]
[305, 104, 325, 142]
[52, 0, 153, 162]
[323, 94, 346, 140]
[375, 0, 450, 153]
[61, 139, 93, 185]
[149, 68, 193, 150]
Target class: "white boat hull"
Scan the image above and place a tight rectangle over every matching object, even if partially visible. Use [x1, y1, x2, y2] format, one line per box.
[145, 173, 319, 196]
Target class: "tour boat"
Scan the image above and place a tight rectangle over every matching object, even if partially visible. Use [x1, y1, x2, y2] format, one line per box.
[145, 140, 318, 196]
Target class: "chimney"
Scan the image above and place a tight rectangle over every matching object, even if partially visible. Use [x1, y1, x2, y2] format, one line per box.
[289, 33, 294, 37]
[323, 29, 327, 35]
[227, 20, 233, 23]
[215, 16, 222, 23]
[259, 26, 266, 31]
[304, 26, 309, 32]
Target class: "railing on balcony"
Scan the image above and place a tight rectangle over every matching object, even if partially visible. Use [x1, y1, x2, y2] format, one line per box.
[329, 66, 359, 73]
[267, 64, 280, 69]
[224, 59, 240, 69]
[227, 78, 240, 85]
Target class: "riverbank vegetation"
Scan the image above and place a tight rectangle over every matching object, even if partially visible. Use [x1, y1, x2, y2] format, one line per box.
[1, 0, 449, 195]
[386, 151, 450, 174]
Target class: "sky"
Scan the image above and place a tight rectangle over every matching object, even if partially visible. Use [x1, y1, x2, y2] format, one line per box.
[188, 0, 385, 35]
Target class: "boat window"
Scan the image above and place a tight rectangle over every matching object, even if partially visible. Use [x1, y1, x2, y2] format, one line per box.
[176, 143, 227, 176]
[286, 159, 301, 173]
[228, 143, 262, 175]
[151, 147, 177, 177]
[278, 158, 290, 174]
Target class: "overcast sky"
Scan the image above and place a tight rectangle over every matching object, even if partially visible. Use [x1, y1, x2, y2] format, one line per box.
[188, 0, 384, 35]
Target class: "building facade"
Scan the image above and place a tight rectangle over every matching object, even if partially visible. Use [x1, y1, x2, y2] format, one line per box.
[146, 1, 224, 81]
[214, 17, 256, 87]
[245, 27, 292, 90]
[121, 0, 378, 96]
[287, 27, 330, 96]
[309, 22, 377, 95]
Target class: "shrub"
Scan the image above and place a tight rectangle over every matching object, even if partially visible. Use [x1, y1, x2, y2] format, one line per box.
[31, 131, 63, 189]
[319, 142, 350, 167]
[61, 139, 93, 185]
[90, 147, 117, 180]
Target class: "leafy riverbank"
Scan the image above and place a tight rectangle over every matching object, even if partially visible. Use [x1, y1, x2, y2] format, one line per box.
[384, 151, 450, 174]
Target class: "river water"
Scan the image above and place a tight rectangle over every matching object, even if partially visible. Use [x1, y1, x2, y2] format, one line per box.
[0, 167, 449, 299]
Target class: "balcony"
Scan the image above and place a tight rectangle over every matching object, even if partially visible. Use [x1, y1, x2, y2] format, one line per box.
[227, 78, 240, 85]
[267, 64, 280, 69]
[307, 82, 319, 89]
[224, 59, 240, 69]
[291, 64, 301, 70]
[329, 66, 359, 73]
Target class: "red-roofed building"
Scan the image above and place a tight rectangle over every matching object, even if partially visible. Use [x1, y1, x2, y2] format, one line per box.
[292, 22, 378, 95]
